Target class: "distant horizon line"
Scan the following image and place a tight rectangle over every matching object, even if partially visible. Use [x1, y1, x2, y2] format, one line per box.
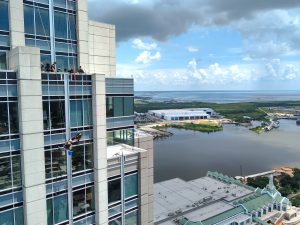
[134, 90, 300, 92]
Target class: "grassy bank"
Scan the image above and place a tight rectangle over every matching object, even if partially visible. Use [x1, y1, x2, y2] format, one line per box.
[135, 101, 300, 124]
[154, 122, 223, 133]
[249, 126, 265, 134]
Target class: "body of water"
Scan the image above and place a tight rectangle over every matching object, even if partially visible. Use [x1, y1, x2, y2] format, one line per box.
[136, 90, 300, 103]
[154, 119, 300, 183]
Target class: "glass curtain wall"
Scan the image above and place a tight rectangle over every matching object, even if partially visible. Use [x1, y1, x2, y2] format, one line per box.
[23, 0, 78, 70]
[0, 72, 23, 225]
[0, 0, 10, 69]
[107, 128, 134, 146]
[108, 172, 139, 224]
[42, 73, 95, 224]
[106, 97, 134, 118]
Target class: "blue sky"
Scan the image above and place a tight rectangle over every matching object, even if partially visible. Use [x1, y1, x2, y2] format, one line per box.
[89, 0, 300, 91]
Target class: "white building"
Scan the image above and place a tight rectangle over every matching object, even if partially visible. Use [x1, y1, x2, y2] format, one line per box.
[149, 108, 216, 121]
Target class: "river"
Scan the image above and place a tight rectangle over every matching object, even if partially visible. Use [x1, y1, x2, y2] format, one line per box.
[153, 119, 300, 183]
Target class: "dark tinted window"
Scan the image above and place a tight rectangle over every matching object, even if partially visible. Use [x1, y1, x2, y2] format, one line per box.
[108, 178, 121, 204]
[0, 102, 9, 135]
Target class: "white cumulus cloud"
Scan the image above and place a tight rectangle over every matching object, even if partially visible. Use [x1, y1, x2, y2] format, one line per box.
[132, 38, 157, 50]
[187, 46, 199, 53]
[135, 51, 161, 64]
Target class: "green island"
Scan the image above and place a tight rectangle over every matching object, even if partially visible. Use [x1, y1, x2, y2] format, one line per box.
[246, 168, 300, 206]
[154, 122, 223, 133]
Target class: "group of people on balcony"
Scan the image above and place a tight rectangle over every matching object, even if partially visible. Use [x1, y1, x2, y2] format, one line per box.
[41, 62, 85, 74]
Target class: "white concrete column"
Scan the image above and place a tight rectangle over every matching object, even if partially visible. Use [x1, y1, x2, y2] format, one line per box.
[8, 0, 25, 48]
[92, 74, 108, 225]
[9, 46, 47, 225]
[76, 0, 89, 72]
[135, 132, 154, 225]
[88, 22, 116, 77]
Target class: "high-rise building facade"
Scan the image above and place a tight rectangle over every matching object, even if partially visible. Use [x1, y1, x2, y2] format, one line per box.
[0, 1, 153, 225]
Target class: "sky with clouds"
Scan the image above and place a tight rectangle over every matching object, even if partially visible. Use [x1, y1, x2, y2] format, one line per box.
[88, 0, 300, 91]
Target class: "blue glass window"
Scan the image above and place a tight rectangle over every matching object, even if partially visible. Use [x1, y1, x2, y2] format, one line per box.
[124, 97, 134, 116]
[54, 0, 66, 8]
[41, 54, 51, 65]
[24, 5, 35, 34]
[0, 209, 14, 225]
[54, 194, 68, 223]
[113, 97, 124, 117]
[54, 11, 68, 39]
[47, 199, 54, 225]
[15, 207, 24, 225]
[35, 7, 50, 36]
[68, 14, 76, 40]
[56, 55, 77, 72]
[125, 174, 138, 199]
[0, 35, 10, 47]
[70, 99, 92, 127]
[0, 1, 9, 31]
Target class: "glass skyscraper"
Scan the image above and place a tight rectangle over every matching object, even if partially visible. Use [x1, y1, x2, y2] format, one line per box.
[0, 0, 154, 225]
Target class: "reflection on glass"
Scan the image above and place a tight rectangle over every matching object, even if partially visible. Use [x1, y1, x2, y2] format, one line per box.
[50, 101, 65, 129]
[0, 208, 14, 225]
[86, 186, 95, 212]
[35, 7, 50, 36]
[24, 5, 34, 34]
[106, 97, 134, 118]
[109, 218, 122, 225]
[125, 210, 138, 225]
[45, 151, 52, 179]
[113, 97, 124, 117]
[106, 97, 113, 117]
[43, 101, 65, 130]
[0, 1, 9, 31]
[52, 150, 67, 177]
[54, 11, 67, 39]
[83, 100, 92, 126]
[9, 102, 19, 134]
[0, 51, 7, 70]
[14, 207, 24, 225]
[0, 102, 9, 135]
[125, 174, 138, 199]
[85, 144, 93, 169]
[107, 129, 134, 146]
[54, 194, 68, 223]
[70, 100, 83, 127]
[73, 189, 85, 216]
[47, 199, 54, 225]
[0, 156, 11, 189]
[108, 179, 121, 204]
[12, 155, 21, 187]
[70, 100, 92, 127]
[72, 145, 84, 172]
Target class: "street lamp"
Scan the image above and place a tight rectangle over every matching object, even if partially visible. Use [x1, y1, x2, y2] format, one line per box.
[64, 133, 82, 225]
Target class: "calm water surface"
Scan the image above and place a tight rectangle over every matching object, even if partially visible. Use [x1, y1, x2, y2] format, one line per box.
[154, 119, 300, 183]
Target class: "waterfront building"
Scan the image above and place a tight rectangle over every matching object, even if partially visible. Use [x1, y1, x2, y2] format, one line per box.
[154, 171, 299, 225]
[148, 108, 216, 121]
[0, 1, 153, 225]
